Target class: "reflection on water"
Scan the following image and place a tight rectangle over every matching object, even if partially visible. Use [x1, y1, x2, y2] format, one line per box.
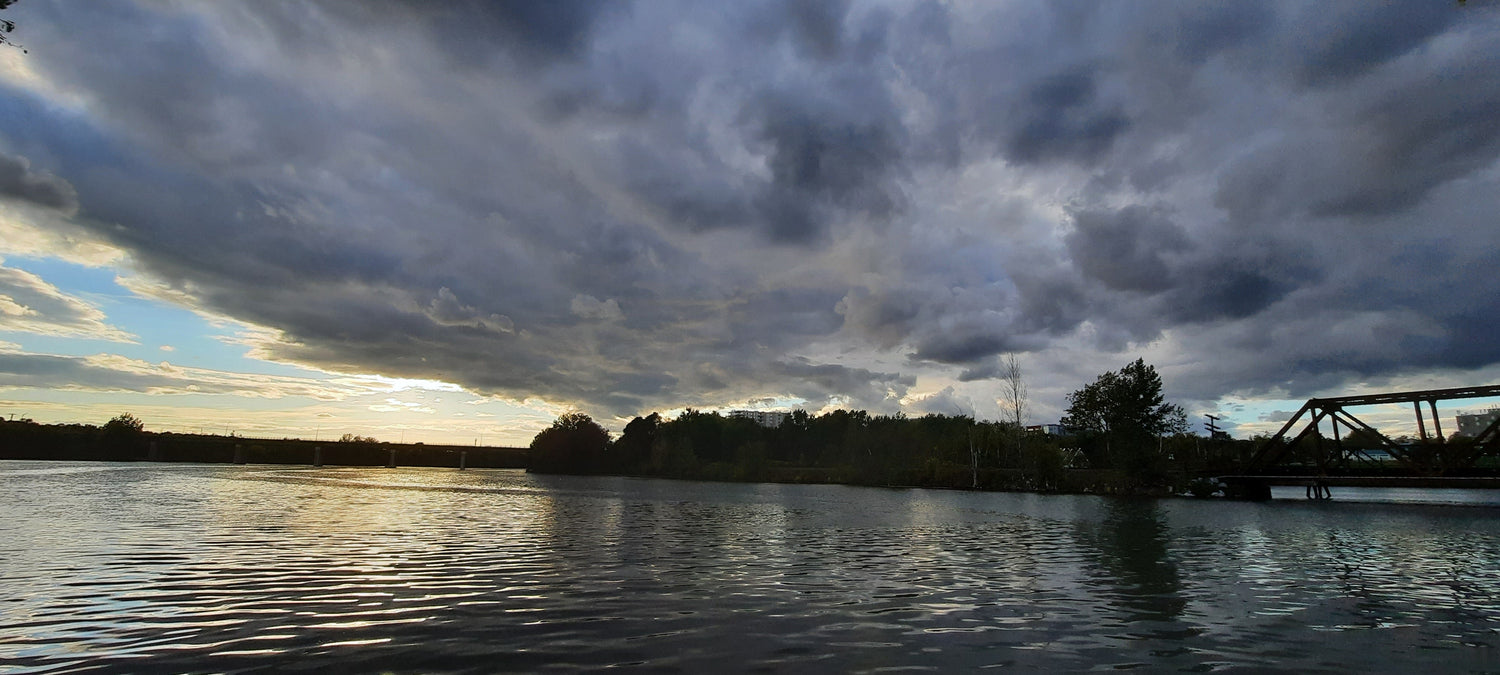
[1082, 500, 1186, 626]
[3, 461, 1500, 672]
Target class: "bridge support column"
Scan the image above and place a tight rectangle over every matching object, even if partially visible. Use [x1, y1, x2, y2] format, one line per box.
[387, 448, 396, 468]
[233, 444, 245, 465]
[313, 446, 322, 467]
[1223, 480, 1272, 501]
[460, 451, 467, 470]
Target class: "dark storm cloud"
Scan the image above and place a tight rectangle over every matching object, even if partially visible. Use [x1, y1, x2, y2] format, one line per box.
[392, 0, 625, 65]
[1065, 205, 1188, 293]
[957, 362, 1001, 383]
[1061, 205, 1306, 326]
[0, 151, 76, 213]
[1279, 3, 1460, 88]
[748, 86, 906, 243]
[1006, 66, 1131, 165]
[778, 0, 850, 60]
[912, 332, 1012, 365]
[5, 0, 1500, 421]
[1167, 3, 1273, 62]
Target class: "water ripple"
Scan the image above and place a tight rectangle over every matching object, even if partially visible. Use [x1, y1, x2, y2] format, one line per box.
[3, 462, 1500, 672]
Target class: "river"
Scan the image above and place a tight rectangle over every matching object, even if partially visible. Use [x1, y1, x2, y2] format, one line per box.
[3, 461, 1499, 672]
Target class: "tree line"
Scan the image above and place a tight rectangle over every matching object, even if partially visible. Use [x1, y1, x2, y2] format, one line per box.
[0, 413, 528, 468]
[530, 359, 1248, 493]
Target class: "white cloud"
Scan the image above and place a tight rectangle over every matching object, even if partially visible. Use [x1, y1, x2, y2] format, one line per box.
[570, 294, 625, 322]
[0, 262, 135, 342]
[0, 206, 123, 267]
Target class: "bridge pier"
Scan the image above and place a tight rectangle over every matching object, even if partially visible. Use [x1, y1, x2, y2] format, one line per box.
[386, 448, 396, 468]
[313, 445, 322, 467]
[1222, 479, 1272, 501]
[460, 450, 467, 470]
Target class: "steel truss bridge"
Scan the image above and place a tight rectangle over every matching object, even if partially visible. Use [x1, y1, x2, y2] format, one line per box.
[1223, 385, 1500, 499]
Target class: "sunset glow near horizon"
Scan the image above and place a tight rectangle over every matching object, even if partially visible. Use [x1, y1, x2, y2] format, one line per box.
[2, 2, 1499, 446]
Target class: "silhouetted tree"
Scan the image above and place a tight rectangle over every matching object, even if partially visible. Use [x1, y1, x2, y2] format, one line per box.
[612, 412, 660, 473]
[1061, 359, 1186, 487]
[101, 412, 146, 460]
[528, 412, 609, 474]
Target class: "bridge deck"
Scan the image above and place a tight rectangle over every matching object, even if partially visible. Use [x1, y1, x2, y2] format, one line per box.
[1221, 475, 1500, 489]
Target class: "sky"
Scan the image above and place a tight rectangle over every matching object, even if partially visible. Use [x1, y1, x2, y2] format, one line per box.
[1, 0, 1499, 446]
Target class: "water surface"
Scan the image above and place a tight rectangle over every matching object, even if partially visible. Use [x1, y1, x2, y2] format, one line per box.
[3, 461, 1500, 672]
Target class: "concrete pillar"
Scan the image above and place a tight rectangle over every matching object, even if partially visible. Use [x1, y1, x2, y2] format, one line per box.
[233, 444, 245, 465]
[460, 450, 467, 470]
[313, 446, 322, 467]
[1225, 481, 1271, 501]
[387, 448, 396, 468]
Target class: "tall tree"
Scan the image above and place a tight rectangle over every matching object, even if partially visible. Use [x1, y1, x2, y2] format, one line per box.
[1061, 358, 1186, 485]
[612, 412, 661, 473]
[528, 412, 610, 474]
[1002, 353, 1027, 465]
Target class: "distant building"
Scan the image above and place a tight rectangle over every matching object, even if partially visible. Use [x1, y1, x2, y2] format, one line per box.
[1456, 408, 1500, 438]
[1026, 424, 1066, 435]
[728, 410, 790, 428]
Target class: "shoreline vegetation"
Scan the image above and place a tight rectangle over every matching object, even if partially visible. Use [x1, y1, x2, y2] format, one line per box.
[0, 415, 527, 469]
[524, 359, 1251, 497]
[525, 408, 1251, 497]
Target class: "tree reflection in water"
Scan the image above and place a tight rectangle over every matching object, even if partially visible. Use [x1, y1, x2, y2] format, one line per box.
[1081, 498, 1188, 628]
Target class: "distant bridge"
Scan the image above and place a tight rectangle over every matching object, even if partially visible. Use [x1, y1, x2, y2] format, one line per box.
[1222, 384, 1500, 499]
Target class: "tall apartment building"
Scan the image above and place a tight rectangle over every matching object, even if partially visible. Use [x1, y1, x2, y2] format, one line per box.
[1456, 408, 1500, 438]
[728, 410, 790, 428]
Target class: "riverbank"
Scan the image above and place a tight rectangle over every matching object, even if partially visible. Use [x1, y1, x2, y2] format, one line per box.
[0, 418, 527, 469]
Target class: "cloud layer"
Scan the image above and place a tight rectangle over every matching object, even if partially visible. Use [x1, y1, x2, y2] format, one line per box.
[1, 1, 1497, 421]
[0, 261, 133, 341]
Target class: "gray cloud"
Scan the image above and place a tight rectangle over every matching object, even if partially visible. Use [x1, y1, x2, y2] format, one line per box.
[1065, 205, 1189, 293]
[428, 287, 513, 333]
[957, 361, 1001, 383]
[1006, 65, 1131, 165]
[0, 151, 77, 213]
[906, 385, 974, 417]
[3, 0, 1499, 423]
[0, 349, 357, 400]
